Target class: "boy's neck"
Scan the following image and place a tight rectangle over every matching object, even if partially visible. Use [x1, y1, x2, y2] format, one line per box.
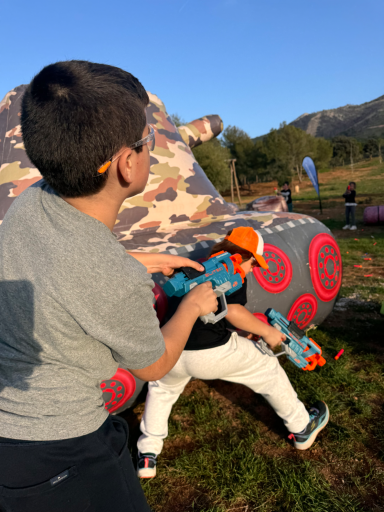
[63, 186, 126, 231]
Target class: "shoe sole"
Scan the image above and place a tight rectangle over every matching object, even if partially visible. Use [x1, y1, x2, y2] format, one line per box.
[294, 403, 329, 451]
[137, 468, 156, 479]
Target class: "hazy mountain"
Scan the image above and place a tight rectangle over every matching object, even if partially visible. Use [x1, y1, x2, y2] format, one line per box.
[289, 95, 384, 140]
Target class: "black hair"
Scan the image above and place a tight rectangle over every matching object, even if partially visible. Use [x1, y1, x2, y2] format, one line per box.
[349, 182, 356, 188]
[21, 60, 149, 197]
[284, 181, 290, 185]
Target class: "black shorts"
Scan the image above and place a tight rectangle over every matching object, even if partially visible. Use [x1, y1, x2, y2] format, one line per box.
[0, 415, 151, 512]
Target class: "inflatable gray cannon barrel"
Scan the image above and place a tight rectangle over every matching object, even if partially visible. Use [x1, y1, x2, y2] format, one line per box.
[364, 206, 384, 225]
[0, 85, 343, 412]
[154, 216, 342, 331]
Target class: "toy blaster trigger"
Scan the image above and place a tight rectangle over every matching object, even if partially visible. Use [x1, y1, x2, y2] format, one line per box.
[256, 308, 326, 371]
[163, 252, 245, 324]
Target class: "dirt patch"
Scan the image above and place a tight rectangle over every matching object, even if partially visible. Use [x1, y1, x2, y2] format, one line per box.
[147, 478, 216, 512]
[163, 435, 197, 460]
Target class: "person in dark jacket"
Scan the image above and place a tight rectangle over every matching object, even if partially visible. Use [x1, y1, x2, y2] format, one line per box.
[342, 182, 357, 230]
[278, 181, 293, 212]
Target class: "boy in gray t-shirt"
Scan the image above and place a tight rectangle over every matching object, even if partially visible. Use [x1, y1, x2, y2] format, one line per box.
[0, 61, 217, 512]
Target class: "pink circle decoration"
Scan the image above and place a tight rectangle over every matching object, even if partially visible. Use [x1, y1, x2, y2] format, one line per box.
[309, 234, 342, 302]
[287, 294, 318, 330]
[101, 368, 136, 414]
[252, 244, 293, 293]
[152, 283, 168, 323]
[363, 206, 379, 225]
[379, 206, 384, 224]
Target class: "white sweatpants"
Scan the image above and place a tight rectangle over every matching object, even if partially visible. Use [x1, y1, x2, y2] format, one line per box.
[137, 333, 309, 456]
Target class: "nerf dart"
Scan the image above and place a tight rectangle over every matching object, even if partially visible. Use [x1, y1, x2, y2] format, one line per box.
[334, 349, 344, 360]
[364, 274, 373, 277]
[363, 258, 372, 261]
[354, 265, 362, 268]
[256, 308, 326, 371]
[163, 251, 244, 324]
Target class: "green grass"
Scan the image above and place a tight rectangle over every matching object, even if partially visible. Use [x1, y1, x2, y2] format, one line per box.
[136, 305, 384, 511]
[293, 159, 384, 202]
[123, 159, 384, 512]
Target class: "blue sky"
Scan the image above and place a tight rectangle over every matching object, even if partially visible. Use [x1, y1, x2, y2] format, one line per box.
[2, 0, 383, 138]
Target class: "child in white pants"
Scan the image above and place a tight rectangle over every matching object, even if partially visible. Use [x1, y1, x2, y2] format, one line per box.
[137, 227, 329, 478]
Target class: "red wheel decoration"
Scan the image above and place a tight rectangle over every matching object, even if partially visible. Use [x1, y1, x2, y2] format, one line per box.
[252, 244, 293, 293]
[101, 368, 136, 414]
[309, 234, 342, 302]
[287, 294, 318, 330]
[152, 283, 168, 323]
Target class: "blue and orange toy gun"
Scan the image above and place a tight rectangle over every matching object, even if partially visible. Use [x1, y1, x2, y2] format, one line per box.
[163, 251, 245, 324]
[256, 308, 326, 371]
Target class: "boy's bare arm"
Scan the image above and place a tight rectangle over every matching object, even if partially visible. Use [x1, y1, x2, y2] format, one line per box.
[128, 282, 218, 381]
[226, 304, 285, 349]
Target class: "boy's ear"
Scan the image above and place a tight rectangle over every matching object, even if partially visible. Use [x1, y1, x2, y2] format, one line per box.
[117, 148, 134, 184]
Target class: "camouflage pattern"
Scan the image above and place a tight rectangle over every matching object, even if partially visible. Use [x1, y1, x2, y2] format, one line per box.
[0, 86, 42, 222]
[178, 115, 223, 149]
[0, 84, 342, 331]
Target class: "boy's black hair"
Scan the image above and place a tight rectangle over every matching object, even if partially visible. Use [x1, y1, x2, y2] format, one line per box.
[284, 181, 290, 186]
[21, 61, 149, 197]
[349, 182, 356, 188]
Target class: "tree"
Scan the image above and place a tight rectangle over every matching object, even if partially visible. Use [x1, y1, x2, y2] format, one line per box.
[221, 126, 256, 182]
[363, 138, 378, 160]
[192, 139, 231, 193]
[313, 138, 333, 169]
[378, 138, 384, 164]
[170, 113, 186, 127]
[267, 159, 293, 186]
[262, 124, 316, 182]
[331, 136, 362, 167]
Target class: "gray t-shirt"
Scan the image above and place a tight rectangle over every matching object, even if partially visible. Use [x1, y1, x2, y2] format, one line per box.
[0, 181, 165, 441]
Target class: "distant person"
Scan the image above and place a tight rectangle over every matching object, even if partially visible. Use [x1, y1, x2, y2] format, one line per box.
[278, 181, 293, 212]
[342, 182, 357, 230]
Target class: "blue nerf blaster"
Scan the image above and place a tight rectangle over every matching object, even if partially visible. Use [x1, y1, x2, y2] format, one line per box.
[163, 251, 244, 324]
[256, 308, 326, 371]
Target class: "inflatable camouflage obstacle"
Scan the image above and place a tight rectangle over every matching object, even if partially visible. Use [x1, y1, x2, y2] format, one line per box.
[0, 85, 343, 411]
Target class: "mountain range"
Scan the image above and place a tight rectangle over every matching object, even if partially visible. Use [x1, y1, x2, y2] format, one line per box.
[288, 94, 384, 140]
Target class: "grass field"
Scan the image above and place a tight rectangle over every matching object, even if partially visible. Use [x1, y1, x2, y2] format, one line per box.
[122, 160, 384, 512]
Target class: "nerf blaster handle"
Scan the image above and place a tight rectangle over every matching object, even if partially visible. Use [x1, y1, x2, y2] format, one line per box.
[255, 308, 326, 371]
[163, 252, 244, 324]
[192, 281, 231, 324]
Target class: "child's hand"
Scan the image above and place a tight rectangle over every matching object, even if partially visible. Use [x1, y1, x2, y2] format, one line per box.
[263, 326, 286, 350]
[182, 281, 218, 317]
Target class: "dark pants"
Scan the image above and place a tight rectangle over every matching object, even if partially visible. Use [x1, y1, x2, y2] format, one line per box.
[346, 205, 356, 225]
[288, 202, 293, 212]
[0, 416, 151, 512]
